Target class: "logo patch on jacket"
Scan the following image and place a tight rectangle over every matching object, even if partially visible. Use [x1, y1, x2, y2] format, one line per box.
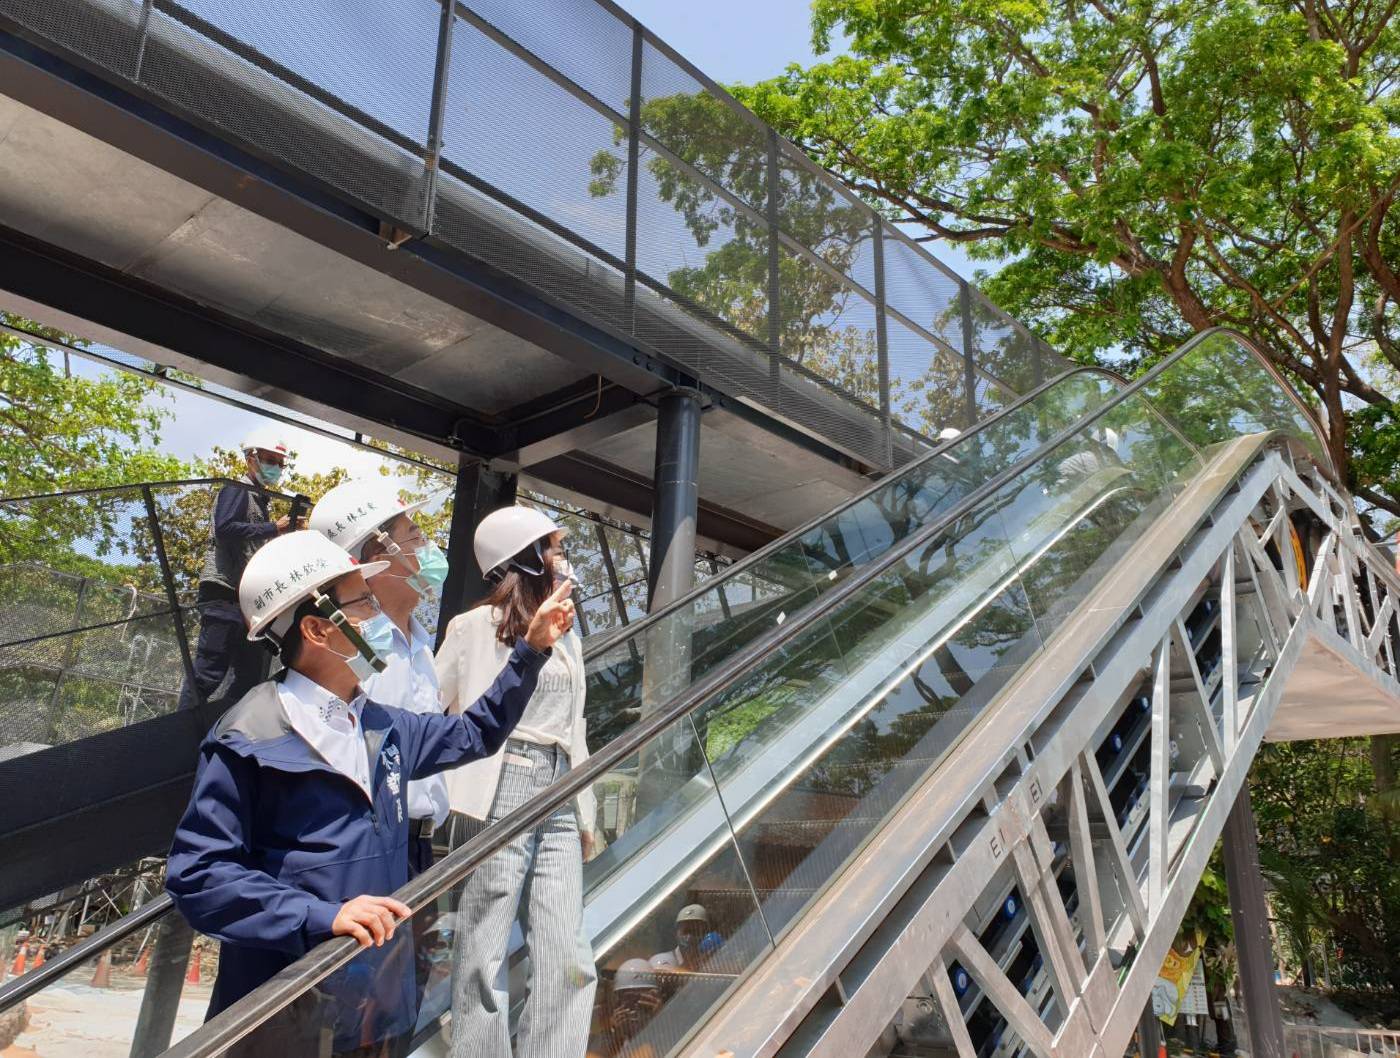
[381, 744, 403, 822]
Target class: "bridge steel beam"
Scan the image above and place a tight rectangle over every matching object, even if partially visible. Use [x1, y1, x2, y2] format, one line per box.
[0, 24, 870, 481]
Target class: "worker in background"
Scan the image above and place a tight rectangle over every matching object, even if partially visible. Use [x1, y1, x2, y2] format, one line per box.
[165, 530, 575, 1057]
[178, 428, 294, 710]
[589, 959, 662, 1058]
[648, 904, 719, 972]
[310, 480, 451, 878]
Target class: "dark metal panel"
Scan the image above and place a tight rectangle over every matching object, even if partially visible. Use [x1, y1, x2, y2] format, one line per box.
[436, 457, 518, 645]
[0, 697, 227, 909]
[528, 452, 779, 555]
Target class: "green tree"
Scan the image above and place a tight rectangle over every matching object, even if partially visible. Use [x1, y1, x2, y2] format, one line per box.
[1251, 738, 1400, 993]
[0, 317, 186, 500]
[734, 0, 1400, 513]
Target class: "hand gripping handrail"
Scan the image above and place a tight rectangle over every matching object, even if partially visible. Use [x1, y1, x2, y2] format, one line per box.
[159, 326, 1318, 1057]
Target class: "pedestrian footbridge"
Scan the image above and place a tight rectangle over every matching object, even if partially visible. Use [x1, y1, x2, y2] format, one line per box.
[1, 3, 1398, 1058]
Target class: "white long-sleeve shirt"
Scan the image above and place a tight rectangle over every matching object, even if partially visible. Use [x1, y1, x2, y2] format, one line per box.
[434, 606, 597, 836]
[277, 669, 371, 800]
[362, 617, 451, 826]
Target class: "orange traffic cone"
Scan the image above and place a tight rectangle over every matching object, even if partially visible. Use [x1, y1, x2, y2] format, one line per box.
[185, 946, 201, 985]
[1158, 1045, 1168, 1058]
[133, 946, 150, 976]
[90, 951, 111, 988]
[8, 944, 26, 977]
[31, 944, 45, 969]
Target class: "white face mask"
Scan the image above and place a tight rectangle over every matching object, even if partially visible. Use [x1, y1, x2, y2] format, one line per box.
[553, 554, 575, 586]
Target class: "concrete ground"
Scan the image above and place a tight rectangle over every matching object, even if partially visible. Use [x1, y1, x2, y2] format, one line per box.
[2, 973, 211, 1058]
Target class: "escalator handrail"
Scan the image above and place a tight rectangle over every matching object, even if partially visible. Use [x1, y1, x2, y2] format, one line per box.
[0, 372, 1116, 1013]
[0, 363, 1110, 1018]
[158, 326, 1315, 1058]
[0, 893, 174, 1011]
[579, 364, 1126, 660]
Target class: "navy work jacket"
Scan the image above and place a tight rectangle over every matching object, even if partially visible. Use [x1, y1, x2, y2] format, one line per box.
[165, 638, 548, 1048]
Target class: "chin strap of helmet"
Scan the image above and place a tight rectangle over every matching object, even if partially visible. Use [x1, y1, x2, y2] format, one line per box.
[311, 588, 387, 673]
[488, 539, 549, 583]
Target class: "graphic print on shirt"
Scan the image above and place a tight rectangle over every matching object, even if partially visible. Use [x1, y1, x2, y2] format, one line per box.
[382, 743, 404, 822]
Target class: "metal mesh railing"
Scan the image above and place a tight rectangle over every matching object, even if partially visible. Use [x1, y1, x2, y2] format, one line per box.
[0, 475, 747, 761]
[0, 479, 305, 759]
[1284, 1023, 1400, 1057]
[1, 0, 1069, 470]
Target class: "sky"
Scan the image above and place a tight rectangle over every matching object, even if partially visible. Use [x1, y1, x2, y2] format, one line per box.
[617, 0, 826, 82]
[67, 351, 419, 486]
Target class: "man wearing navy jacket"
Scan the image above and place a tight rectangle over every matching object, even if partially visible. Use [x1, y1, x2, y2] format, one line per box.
[178, 428, 294, 710]
[165, 530, 575, 1056]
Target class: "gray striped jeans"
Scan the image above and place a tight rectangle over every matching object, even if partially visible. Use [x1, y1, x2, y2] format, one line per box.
[448, 739, 597, 1058]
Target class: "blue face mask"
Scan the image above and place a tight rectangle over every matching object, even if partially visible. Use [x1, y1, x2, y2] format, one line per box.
[354, 612, 396, 657]
[330, 611, 394, 682]
[256, 460, 284, 488]
[408, 542, 449, 595]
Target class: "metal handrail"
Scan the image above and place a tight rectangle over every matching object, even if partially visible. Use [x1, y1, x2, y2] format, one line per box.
[0, 476, 302, 507]
[0, 894, 174, 1011]
[158, 326, 1307, 1057]
[0, 358, 1101, 1015]
[579, 363, 1125, 658]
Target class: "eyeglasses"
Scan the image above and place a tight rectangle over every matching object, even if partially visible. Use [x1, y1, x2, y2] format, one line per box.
[331, 591, 382, 617]
[389, 525, 427, 550]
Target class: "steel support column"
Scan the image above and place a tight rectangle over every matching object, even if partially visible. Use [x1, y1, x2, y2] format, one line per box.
[1221, 785, 1286, 1058]
[1137, 1004, 1163, 1058]
[436, 456, 517, 648]
[128, 912, 195, 1058]
[639, 387, 702, 813]
[646, 387, 703, 612]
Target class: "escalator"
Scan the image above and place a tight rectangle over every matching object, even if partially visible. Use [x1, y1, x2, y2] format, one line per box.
[5, 328, 1396, 1058]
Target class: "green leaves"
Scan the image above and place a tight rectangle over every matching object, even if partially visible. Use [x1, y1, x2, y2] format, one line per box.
[746, 0, 1400, 515]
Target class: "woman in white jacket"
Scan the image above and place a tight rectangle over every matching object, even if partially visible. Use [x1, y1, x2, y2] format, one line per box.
[436, 505, 599, 1058]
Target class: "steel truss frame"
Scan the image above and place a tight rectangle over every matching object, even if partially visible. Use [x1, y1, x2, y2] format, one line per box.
[684, 438, 1400, 1058]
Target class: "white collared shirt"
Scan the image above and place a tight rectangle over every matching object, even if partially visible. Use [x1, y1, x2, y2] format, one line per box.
[363, 616, 450, 826]
[278, 668, 372, 801]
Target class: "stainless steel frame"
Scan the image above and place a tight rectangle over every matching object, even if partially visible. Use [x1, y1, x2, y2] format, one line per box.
[684, 438, 1400, 1058]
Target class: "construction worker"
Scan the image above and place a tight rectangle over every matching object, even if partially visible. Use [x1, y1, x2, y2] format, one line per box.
[178, 428, 294, 710]
[648, 904, 716, 972]
[309, 480, 450, 877]
[590, 959, 662, 1058]
[165, 530, 575, 1057]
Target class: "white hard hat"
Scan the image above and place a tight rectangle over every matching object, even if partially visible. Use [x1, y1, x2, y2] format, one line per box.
[309, 480, 432, 560]
[676, 904, 709, 926]
[648, 951, 678, 970]
[938, 427, 961, 441]
[239, 530, 389, 641]
[240, 427, 289, 458]
[473, 505, 566, 579]
[614, 958, 656, 992]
